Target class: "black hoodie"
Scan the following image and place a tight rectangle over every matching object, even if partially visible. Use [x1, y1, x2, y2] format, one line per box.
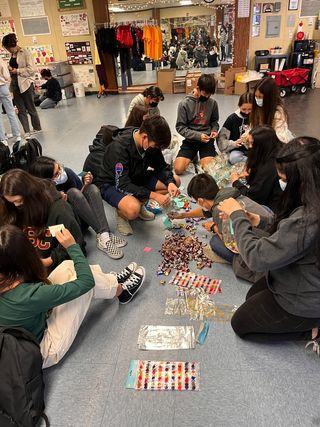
[94, 127, 175, 200]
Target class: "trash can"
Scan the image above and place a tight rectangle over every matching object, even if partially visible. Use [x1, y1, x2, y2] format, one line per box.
[73, 82, 85, 98]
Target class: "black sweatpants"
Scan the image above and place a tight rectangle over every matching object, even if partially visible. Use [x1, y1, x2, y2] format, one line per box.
[231, 277, 320, 340]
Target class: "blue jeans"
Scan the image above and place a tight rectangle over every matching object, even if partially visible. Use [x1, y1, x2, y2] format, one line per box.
[228, 150, 247, 165]
[39, 95, 57, 109]
[0, 84, 20, 140]
[209, 234, 234, 263]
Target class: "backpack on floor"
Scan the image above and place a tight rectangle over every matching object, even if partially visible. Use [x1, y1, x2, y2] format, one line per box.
[12, 138, 42, 170]
[0, 141, 11, 174]
[0, 327, 49, 427]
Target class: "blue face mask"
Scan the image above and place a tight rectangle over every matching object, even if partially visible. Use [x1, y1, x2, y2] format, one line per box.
[279, 179, 287, 191]
[255, 97, 263, 107]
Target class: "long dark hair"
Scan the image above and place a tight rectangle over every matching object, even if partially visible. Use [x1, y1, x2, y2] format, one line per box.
[125, 105, 149, 127]
[0, 225, 49, 293]
[246, 126, 280, 184]
[29, 156, 56, 179]
[0, 169, 54, 235]
[251, 77, 288, 128]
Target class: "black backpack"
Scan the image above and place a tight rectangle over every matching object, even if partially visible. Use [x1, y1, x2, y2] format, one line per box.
[83, 125, 118, 177]
[0, 327, 49, 427]
[12, 139, 42, 170]
[0, 141, 11, 174]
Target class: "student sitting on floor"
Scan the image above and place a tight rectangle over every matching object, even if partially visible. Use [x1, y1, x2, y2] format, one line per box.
[127, 86, 164, 118]
[0, 225, 145, 368]
[39, 69, 62, 109]
[217, 92, 252, 165]
[29, 156, 126, 260]
[217, 136, 320, 343]
[174, 74, 219, 175]
[230, 126, 283, 212]
[94, 116, 181, 236]
[168, 173, 272, 263]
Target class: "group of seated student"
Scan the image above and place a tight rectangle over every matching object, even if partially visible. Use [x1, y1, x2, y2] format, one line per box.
[1, 72, 320, 373]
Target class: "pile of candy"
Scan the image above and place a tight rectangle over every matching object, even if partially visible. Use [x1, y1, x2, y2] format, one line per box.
[157, 232, 212, 276]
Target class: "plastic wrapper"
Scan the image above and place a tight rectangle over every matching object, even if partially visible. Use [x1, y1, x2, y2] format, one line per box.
[137, 325, 195, 350]
[165, 287, 237, 321]
[169, 271, 221, 295]
[126, 360, 200, 391]
[199, 155, 246, 188]
[221, 201, 246, 254]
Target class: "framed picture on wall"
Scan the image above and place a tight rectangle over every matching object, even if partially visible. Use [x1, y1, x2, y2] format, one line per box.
[253, 3, 262, 14]
[263, 3, 275, 13]
[288, 0, 299, 10]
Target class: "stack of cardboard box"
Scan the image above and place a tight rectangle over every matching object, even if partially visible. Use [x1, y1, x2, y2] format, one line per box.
[185, 71, 202, 93]
[157, 69, 176, 94]
[172, 77, 186, 93]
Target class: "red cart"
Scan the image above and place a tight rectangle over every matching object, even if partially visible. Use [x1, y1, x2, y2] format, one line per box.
[267, 68, 310, 97]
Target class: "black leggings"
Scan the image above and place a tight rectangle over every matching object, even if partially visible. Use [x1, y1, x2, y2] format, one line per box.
[231, 277, 320, 340]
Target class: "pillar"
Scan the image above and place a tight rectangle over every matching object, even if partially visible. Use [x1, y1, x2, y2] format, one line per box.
[233, 0, 250, 68]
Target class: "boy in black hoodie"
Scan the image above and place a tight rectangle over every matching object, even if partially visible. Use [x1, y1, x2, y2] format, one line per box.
[94, 116, 180, 236]
[174, 74, 219, 175]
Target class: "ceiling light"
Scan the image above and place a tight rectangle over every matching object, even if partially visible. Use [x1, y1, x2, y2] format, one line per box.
[180, 0, 193, 4]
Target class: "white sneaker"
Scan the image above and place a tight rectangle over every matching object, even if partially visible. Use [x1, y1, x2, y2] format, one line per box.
[139, 205, 155, 221]
[96, 235, 123, 259]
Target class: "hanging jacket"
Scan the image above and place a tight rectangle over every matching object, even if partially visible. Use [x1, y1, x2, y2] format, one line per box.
[117, 25, 133, 49]
[95, 28, 119, 55]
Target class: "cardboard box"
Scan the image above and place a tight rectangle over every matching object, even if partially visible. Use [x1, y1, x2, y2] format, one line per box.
[173, 78, 186, 94]
[221, 63, 232, 74]
[157, 69, 176, 94]
[185, 72, 201, 93]
[234, 81, 248, 95]
[224, 67, 246, 95]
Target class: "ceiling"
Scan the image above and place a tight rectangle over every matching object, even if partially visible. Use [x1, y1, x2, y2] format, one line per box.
[108, 0, 233, 12]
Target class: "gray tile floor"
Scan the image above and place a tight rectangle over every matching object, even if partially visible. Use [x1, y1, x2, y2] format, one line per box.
[6, 88, 320, 427]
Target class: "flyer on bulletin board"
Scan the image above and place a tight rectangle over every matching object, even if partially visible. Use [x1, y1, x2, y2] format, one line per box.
[28, 45, 55, 65]
[65, 41, 92, 65]
[60, 12, 89, 36]
[0, 19, 15, 61]
[18, 0, 45, 17]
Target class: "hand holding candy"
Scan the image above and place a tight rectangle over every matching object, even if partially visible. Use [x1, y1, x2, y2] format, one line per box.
[168, 183, 180, 197]
[218, 198, 243, 217]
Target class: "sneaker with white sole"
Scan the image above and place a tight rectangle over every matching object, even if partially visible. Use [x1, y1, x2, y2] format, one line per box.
[139, 205, 155, 221]
[115, 262, 138, 284]
[118, 266, 145, 304]
[115, 210, 133, 236]
[97, 236, 123, 259]
[110, 233, 127, 248]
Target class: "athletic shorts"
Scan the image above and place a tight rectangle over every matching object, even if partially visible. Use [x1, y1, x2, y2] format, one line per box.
[100, 174, 159, 208]
[176, 139, 216, 161]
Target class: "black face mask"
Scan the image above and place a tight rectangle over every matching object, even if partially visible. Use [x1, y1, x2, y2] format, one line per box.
[240, 112, 250, 119]
[150, 102, 158, 108]
[199, 95, 209, 103]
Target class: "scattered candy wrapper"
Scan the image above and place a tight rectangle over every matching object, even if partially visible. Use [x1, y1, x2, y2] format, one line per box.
[143, 247, 153, 253]
[169, 271, 221, 295]
[137, 325, 195, 350]
[126, 360, 200, 391]
[146, 200, 163, 215]
[162, 216, 173, 229]
[196, 321, 209, 345]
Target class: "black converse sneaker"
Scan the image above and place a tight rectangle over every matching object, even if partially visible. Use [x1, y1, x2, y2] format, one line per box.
[116, 262, 138, 284]
[118, 266, 145, 304]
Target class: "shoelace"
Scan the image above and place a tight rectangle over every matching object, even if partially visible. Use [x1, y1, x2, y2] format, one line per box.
[123, 273, 141, 290]
[305, 340, 320, 356]
[117, 267, 132, 282]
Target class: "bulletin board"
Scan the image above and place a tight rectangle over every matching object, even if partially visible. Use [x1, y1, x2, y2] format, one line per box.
[60, 12, 89, 36]
[28, 45, 55, 65]
[21, 16, 50, 35]
[65, 41, 92, 64]
[300, 0, 319, 17]
[58, 0, 86, 10]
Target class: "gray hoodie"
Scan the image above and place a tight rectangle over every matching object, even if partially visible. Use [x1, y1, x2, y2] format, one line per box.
[176, 94, 219, 142]
[231, 207, 320, 318]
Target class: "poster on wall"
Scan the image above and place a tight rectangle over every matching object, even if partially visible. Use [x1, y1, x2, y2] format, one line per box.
[300, 0, 319, 17]
[238, 0, 250, 17]
[263, 3, 275, 12]
[21, 16, 50, 35]
[60, 12, 89, 36]
[252, 14, 261, 25]
[251, 25, 261, 37]
[58, 0, 85, 10]
[72, 66, 96, 87]
[28, 45, 55, 65]
[0, 19, 15, 61]
[0, 0, 11, 18]
[65, 41, 92, 65]
[253, 3, 262, 13]
[18, 0, 45, 17]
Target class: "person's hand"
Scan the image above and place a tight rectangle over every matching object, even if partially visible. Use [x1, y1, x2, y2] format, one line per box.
[154, 193, 171, 207]
[167, 211, 184, 220]
[235, 139, 244, 147]
[202, 221, 215, 232]
[230, 173, 240, 183]
[168, 183, 180, 197]
[200, 133, 210, 143]
[41, 257, 53, 268]
[209, 131, 218, 139]
[245, 211, 261, 227]
[60, 191, 68, 201]
[218, 198, 244, 217]
[10, 68, 17, 74]
[55, 228, 76, 249]
[83, 172, 93, 186]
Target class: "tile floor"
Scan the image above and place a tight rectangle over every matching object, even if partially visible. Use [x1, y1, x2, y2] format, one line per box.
[4, 88, 320, 427]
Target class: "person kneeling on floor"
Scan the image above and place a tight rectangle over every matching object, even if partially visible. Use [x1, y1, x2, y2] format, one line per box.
[94, 115, 181, 236]
[39, 69, 62, 109]
[0, 226, 146, 368]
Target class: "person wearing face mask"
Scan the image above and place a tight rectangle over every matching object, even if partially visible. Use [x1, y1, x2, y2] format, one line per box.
[174, 74, 219, 175]
[94, 116, 180, 236]
[39, 69, 62, 109]
[217, 92, 253, 164]
[29, 156, 126, 260]
[2, 33, 41, 138]
[127, 86, 164, 118]
[250, 77, 293, 144]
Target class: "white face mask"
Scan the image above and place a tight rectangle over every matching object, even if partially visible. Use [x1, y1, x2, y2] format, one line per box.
[54, 170, 68, 185]
[279, 179, 287, 191]
[255, 97, 263, 107]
